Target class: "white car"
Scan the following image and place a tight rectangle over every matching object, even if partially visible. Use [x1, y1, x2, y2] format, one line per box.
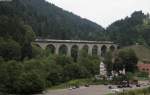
[111, 89, 121, 93]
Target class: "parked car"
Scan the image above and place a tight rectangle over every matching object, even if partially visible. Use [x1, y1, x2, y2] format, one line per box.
[104, 83, 108, 85]
[136, 84, 141, 87]
[117, 85, 123, 88]
[108, 86, 113, 89]
[85, 84, 90, 87]
[111, 89, 121, 93]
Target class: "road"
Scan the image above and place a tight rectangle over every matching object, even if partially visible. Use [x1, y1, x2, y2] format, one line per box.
[37, 84, 149, 95]
[38, 85, 111, 95]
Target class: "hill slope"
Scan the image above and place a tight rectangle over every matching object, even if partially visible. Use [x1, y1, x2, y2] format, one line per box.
[0, 0, 106, 40]
[121, 45, 150, 61]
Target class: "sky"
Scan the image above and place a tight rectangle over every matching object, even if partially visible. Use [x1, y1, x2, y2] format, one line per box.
[46, 0, 150, 27]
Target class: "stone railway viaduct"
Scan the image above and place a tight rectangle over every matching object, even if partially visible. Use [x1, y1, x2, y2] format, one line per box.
[33, 39, 119, 57]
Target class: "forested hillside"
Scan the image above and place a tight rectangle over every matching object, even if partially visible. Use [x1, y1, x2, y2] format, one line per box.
[0, 0, 106, 40]
[1, 0, 150, 46]
[107, 11, 150, 46]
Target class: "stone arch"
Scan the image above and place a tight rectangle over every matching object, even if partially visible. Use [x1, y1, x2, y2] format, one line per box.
[71, 45, 79, 62]
[46, 44, 56, 54]
[109, 45, 115, 52]
[82, 45, 89, 54]
[33, 44, 41, 48]
[92, 45, 98, 56]
[101, 45, 107, 57]
[59, 44, 68, 55]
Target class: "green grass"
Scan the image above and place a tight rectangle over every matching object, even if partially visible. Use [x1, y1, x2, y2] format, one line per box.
[105, 94, 113, 95]
[137, 77, 149, 81]
[49, 78, 109, 90]
[49, 79, 93, 90]
[106, 87, 150, 95]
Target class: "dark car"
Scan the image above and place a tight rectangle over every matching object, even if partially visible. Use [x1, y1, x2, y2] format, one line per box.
[122, 84, 132, 88]
[104, 83, 108, 85]
[75, 85, 80, 88]
[85, 84, 90, 87]
[117, 85, 123, 88]
[108, 86, 113, 89]
[128, 85, 132, 88]
[136, 84, 140, 87]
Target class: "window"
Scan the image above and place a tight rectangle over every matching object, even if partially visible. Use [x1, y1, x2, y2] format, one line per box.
[142, 68, 145, 71]
[147, 68, 149, 71]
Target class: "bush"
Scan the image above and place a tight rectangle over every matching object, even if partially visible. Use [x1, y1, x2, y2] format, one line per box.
[52, 55, 73, 66]
[63, 63, 90, 81]
[46, 63, 63, 85]
[78, 50, 100, 76]
[136, 71, 149, 78]
[0, 60, 23, 93]
[17, 71, 46, 94]
[0, 38, 21, 61]
[0, 60, 46, 94]
[32, 44, 44, 58]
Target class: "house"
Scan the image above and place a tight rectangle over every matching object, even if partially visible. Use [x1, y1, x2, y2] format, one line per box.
[137, 63, 150, 74]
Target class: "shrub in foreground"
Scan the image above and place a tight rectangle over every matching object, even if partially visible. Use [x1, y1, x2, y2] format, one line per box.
[0, 60, 46, 94]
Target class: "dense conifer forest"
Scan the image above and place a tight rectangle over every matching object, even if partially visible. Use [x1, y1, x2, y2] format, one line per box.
[0, 0, 106, 40]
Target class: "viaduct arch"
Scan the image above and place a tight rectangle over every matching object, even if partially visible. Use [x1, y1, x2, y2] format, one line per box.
[33, 39, 119, 57]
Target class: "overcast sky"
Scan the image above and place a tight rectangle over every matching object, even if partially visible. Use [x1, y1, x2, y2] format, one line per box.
[46, 0, 150, 27]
